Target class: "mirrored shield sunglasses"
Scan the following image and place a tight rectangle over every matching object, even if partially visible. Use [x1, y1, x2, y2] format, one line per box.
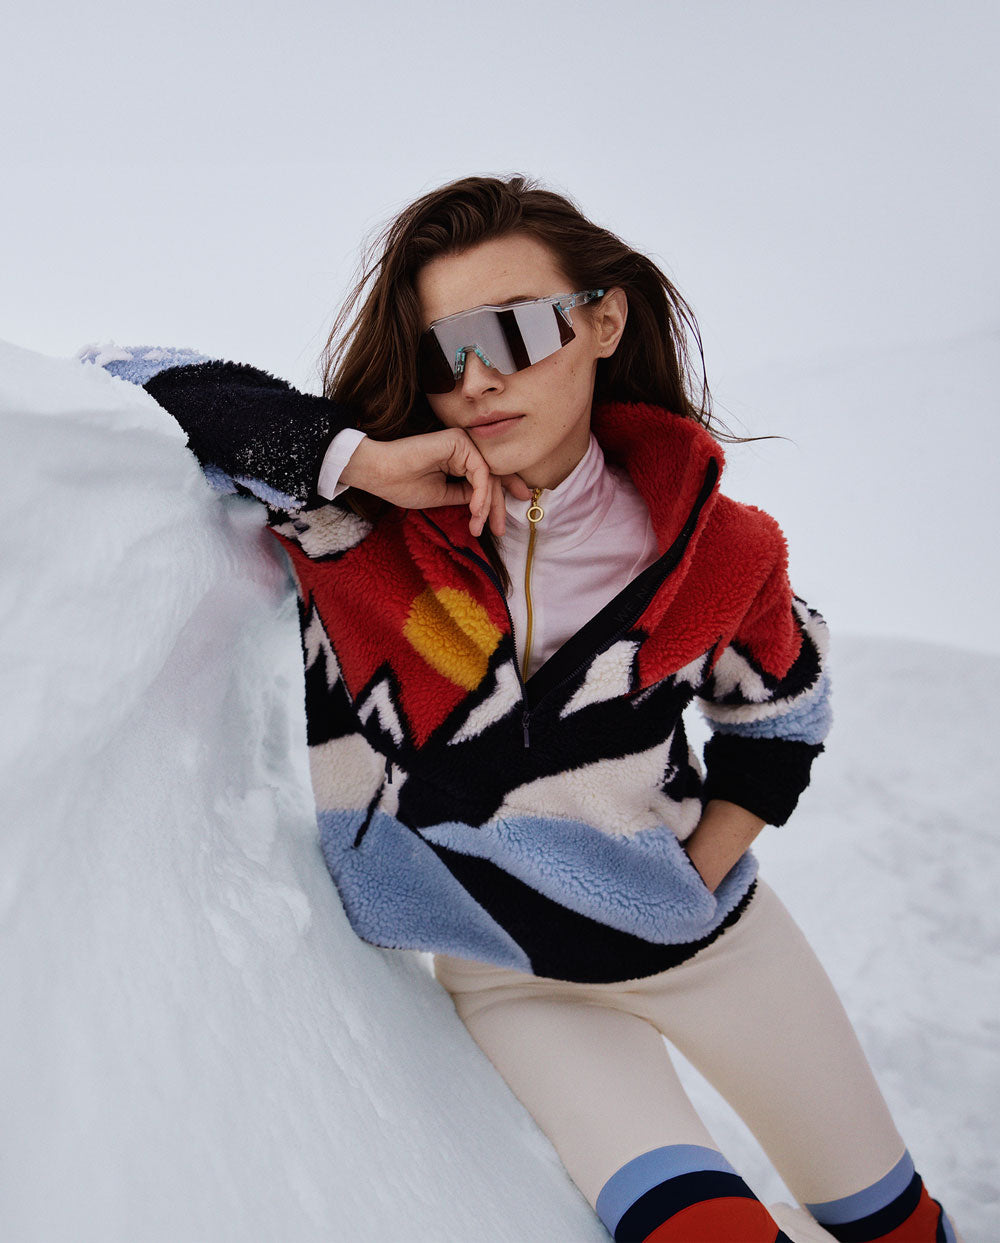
[416, 289, 605, 395]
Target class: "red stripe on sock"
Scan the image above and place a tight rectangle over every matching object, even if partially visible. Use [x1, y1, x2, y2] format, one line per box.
[868, 1185, 945, 1242]
[641, 1196, 779, 1242]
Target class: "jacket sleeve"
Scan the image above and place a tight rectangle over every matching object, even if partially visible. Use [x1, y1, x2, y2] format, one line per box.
[696, 556, 832, 826]
[78, 344, 359, 514]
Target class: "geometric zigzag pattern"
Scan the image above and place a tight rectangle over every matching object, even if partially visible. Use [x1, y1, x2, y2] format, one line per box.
[118, 355, 833, 984]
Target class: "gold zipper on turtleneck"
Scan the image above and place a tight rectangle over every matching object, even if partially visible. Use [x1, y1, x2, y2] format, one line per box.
[520, 488, 545, 680]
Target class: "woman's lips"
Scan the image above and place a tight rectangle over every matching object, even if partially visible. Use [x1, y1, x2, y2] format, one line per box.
[468, 414, 525, 438]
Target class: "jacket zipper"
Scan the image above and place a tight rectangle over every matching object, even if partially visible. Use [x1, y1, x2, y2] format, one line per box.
[417, 456, 718, 753]
[520, 488, 545, 684]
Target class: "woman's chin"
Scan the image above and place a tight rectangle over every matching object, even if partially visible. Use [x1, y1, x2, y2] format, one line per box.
[476, 445, 530, 479]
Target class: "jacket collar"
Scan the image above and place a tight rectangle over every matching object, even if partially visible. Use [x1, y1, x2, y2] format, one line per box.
[411, 401, 723, 562]
[591, 401, 723, 554]
[501, 433, 616, 553]
[409, 403, 725, 701]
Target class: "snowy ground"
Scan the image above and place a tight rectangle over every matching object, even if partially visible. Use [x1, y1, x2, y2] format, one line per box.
[2, 341, 996, 1241]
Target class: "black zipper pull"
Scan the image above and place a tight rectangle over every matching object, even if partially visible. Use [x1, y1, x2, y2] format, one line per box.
[385, 757, 393, 784]
[522, 710, 531, 749]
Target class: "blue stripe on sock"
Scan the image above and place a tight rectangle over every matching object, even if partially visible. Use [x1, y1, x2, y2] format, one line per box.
[595, 1144, 736, 1236]
[805, 1150, 915, 1226]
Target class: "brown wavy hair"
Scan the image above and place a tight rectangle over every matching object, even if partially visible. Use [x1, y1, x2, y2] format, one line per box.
[321, 174, 721, 587]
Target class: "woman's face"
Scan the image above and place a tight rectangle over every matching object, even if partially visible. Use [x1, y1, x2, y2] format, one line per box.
[415, 233, 626, 491]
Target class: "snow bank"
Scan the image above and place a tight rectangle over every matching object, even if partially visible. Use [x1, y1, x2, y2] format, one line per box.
[1, 341, 995, 1241]
[0, 341, 606, 1242]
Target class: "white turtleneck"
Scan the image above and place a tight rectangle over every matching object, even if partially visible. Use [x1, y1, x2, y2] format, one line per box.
[317, 430, 660, 679]
[499, 434, 660, 677]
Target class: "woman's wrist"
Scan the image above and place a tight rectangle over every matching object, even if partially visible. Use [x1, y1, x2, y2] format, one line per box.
[684, 800, 766, 892]
[336, 433, 381, 492]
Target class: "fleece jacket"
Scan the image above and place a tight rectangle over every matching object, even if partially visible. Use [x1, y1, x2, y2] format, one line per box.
[81, 346, 831, 984]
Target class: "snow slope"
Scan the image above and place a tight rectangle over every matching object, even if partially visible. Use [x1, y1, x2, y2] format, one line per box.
[1, 341, 995, 1241]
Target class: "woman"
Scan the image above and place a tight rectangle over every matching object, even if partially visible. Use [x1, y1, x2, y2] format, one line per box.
[87, 175, 959, 1242]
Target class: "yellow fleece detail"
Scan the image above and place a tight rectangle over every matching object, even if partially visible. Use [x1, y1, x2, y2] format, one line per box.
[403, 587, 503, 690]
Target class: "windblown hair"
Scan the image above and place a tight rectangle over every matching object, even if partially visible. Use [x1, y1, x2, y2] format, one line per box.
[320, 174, 722, 586]
[323, 173, 714, 432]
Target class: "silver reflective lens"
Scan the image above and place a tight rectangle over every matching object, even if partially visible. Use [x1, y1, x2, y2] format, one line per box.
[417, 291, 603, 394]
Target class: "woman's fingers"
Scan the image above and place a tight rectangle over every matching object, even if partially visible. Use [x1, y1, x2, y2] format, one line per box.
[455, 450, 532, 539]
[487, 474, 506, 537]
[466, 459, 491, 538]
[444, 434, 491, 537]
[442, 438, 511, 538]
[349, 429, 531, 537]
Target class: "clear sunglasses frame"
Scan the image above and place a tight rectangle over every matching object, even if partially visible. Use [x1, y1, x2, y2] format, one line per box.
[422, 289, 605, 388]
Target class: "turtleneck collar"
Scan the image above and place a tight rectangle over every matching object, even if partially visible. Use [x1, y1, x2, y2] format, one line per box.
[502, 434, 618, 552]
[412, 401, 724, 563]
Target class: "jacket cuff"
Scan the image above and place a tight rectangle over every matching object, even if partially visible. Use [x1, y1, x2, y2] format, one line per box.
[317, 427, 368, 500]
[702, 733, 823, 826]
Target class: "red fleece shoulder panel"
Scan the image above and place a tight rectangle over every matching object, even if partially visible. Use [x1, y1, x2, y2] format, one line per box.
[638, 494, 801, 682]
[701, 498, 801, 679]
[734, 558, 802, 678]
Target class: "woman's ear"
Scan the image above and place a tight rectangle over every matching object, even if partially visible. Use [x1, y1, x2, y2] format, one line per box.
[595, 287, 628, 358]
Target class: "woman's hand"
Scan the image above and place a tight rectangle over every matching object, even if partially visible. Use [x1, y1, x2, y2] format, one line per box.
[684, 800, 766, 893]
[339, 429, 531, 537]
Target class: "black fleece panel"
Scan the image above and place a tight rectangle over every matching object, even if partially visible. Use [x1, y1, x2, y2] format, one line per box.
[424, 837, 756, 983]
[701, 734, 823, 826]
[144, 361, 358, 508]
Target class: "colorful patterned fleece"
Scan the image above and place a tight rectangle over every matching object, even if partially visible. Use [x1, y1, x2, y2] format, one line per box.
[83, 347, 831, 984]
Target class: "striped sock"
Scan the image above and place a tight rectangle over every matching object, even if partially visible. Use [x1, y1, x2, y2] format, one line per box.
[805, 1151, 957, 1242]
[596, 1145, 791, 1242]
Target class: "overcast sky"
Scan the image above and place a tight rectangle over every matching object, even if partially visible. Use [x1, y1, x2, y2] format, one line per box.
[3, 0, 997, 651]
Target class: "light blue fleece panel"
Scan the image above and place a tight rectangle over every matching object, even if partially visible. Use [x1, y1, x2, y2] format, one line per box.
[710, 673, 832, 744]
[80, 348, 297, 506]
[232, 474, 300, 511]
[202, 465, 238, 495]
[416, 813, 757, 945]
[78, 343, 209, 387]
[318, 809, 532, 971]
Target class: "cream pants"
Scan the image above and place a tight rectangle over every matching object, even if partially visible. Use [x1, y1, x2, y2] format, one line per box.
[433, 880, 906, 1214]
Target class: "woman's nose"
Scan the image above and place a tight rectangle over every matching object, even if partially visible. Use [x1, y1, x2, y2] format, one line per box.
[459, 349, 504, 398]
